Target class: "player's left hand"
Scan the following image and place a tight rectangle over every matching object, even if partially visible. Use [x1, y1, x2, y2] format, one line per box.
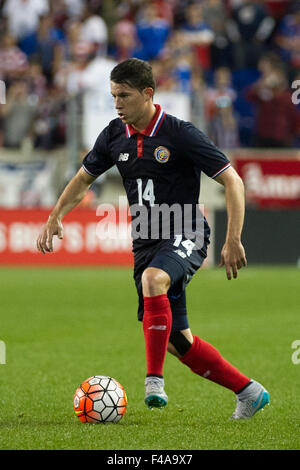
[219, 240, 247, 280]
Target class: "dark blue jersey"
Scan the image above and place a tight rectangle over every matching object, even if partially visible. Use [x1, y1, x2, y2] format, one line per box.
[82, 104, 231, 250]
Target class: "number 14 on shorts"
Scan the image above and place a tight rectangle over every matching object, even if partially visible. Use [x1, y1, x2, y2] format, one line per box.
[173, 235, 195, 257]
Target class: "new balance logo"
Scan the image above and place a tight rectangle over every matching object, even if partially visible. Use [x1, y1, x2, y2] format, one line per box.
[174, 249, 186, 259]
[118, 153, 129, 161]
[148, 325, 167, 331]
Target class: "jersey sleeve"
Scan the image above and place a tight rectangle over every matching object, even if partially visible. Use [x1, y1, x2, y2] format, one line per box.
[180, 121, 231, 179]
[82, 127, 115, 177]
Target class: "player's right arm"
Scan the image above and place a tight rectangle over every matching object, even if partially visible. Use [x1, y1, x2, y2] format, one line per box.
[37, 167, 96, 254]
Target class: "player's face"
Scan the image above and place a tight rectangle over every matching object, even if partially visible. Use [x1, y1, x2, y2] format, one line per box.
[110, 81, 152, 126]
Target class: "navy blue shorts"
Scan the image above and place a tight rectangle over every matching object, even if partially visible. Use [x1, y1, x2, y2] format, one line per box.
[133, 233, 210, 332]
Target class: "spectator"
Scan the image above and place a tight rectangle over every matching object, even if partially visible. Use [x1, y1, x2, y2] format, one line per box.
[110, 19, 137, 62]
[1, 80, 37, 148]
[172, 54, 193, 94]
[79, 4, 108, 56]
[27, 61, 47, 99]
[163, 30, 195, 93]
[134, 2, 170, 61]
[62, 18, 83, 61]
[64, 39, 117, 111]
[180, 1, 214, 71]
[246, 60, 300, 147]
[63, 0, 85, 19]
[227, 0, 275, 69]
[150, 57, 177, 91]
[2, 0, 49, 41]
[153, 0, 174, 26]
[208, 94, 240, 149]
[204, 66, 237, 122]
[21, 14, 66, 82]
[33, 84, 66, 150]
[255, 51, 285, 79]
[49, 0, 70, 30]
[274, 3, 300, 77]
[0, 32, 28, 83]
[202, 0, 233, 68]
[53, 18, 82, 89]
[65, 39, 116, 133]
[65, 40, 117, 195]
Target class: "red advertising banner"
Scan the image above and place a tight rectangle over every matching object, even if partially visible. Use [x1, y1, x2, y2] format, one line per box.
[234, 157, 300, 208]
[0, 208, 133, 266]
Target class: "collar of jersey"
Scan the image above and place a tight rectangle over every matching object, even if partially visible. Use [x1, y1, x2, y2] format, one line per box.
[125, 104, 166, 138]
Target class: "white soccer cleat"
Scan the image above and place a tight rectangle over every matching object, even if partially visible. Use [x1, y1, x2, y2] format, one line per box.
[145, 376, 168, 409]
[230, 380, 270, 420]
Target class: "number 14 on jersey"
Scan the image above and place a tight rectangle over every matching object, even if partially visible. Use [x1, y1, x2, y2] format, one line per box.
[137, 179, 155, 207]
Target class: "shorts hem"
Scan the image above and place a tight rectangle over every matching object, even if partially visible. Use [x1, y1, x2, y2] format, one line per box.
[148, 252, 186, 284]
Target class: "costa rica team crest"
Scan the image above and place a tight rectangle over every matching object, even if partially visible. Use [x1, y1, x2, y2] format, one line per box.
[154, 146, 170, 163]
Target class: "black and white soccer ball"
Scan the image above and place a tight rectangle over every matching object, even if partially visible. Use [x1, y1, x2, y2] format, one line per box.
[73, 375, 127, 423]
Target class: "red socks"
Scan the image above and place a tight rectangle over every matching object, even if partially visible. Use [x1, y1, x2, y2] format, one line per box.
[143, 294, 172, 377]
[142, 295, 250, 393]
[180, 335, 250, 393]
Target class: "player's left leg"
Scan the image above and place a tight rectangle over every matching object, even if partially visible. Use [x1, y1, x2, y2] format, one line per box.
[168, 329, 270, 419]
[168, 329, 251, 392]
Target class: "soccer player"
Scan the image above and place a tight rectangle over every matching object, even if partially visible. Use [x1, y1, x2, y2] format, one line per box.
[37, 58, 270, 419]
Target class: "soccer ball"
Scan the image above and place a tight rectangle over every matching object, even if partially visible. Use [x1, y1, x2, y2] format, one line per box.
[73, 375, 127, 423]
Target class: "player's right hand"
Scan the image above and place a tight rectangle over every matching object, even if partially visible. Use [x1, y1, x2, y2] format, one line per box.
[36, 218, 63, 254]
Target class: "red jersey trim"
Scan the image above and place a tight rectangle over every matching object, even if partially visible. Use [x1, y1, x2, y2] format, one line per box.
[125, 104, 166, 138]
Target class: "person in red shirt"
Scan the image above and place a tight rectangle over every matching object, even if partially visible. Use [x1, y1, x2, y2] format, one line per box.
[0, 33, 28, 82]
[247, 57, 300, 147]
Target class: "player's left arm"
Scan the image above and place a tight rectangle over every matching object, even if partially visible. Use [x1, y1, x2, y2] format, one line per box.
[215, 166, 247, 280]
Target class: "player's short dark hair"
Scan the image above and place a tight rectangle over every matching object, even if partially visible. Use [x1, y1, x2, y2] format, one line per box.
[110, 58, 156, 94]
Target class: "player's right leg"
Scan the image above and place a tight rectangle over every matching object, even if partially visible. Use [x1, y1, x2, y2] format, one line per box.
[139, 237, 205, 409]
[134, 233, 208, 410]
[141, 267, 172, 409]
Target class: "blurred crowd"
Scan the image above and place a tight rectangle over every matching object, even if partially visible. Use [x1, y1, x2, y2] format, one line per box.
[0, 0, 300, 152]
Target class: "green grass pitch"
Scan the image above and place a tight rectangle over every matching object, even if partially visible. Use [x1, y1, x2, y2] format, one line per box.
[0, 265, 299, 450]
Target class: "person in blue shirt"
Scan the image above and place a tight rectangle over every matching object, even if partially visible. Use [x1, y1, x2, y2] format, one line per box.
[275, 5, 300, 73]
[20, 14, 65, 81]
[134, 3, 170, 61]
